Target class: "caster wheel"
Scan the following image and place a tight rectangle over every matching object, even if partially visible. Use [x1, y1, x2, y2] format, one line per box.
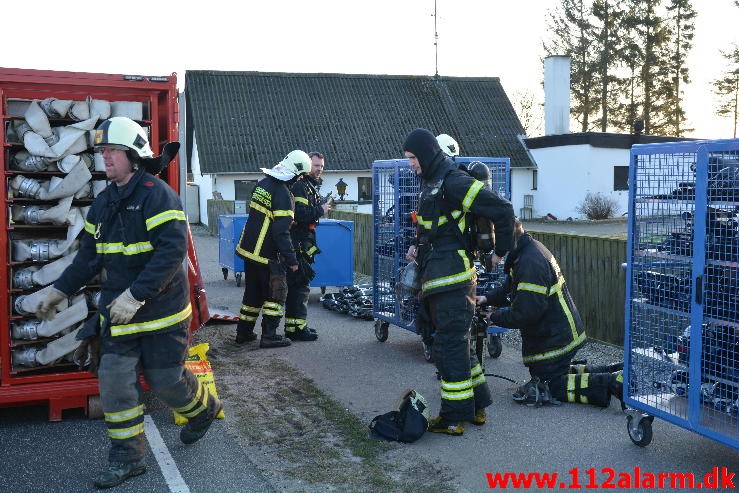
[626, 414, 653, 447]
[321, 286, 326, 295]
[235, 273, 242, 287]
[222, 267, 228, 280]
[423, 341, 434, 363]
[488, 334, 502, 358]
[374, 320, 389, 342]
[87, 395, 104, 419]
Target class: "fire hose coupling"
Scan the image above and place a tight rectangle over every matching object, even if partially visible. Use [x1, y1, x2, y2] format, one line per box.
[12, 346, 39, 367]
[12, 120, 33, 141]
[13, 267, 37, 290]
[20, 205, 43, 225]
[30, 242, 52, 262]
[13, 176, 42, 199]
[12, 320, 42, 340]
[12, 151, 51, 172]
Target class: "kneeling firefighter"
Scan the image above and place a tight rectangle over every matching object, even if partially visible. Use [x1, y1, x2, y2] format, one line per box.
[476, 219, 623, 407]
[404, 128, 516, 436]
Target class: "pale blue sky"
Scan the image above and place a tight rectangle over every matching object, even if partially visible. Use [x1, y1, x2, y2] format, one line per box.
[6, 0, 738, 138]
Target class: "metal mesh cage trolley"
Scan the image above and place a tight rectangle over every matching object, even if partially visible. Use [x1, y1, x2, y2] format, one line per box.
[372, 157, 510, 360]
[624, 139, 739, 449]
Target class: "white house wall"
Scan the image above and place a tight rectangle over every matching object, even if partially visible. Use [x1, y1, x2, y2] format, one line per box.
[529, 145, 630, 219]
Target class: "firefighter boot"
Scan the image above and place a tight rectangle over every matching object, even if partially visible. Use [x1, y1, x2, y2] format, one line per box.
[180, 398, 223, 445]
[427, 416, 464, 436]
[286, 328, 318, 341]
[93, 459, 147, 489]
[470, 408, 487, 426]
[235, 327, 257, 344]
[259, 334, 291, 348]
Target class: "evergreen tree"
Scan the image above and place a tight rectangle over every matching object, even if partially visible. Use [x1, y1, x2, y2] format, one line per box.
[713, 45, 739, 138]
[663, 0, 696, 136]
[592, 0, 626, 131]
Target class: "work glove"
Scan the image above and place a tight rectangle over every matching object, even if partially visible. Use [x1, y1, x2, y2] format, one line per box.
[107, 288, 144, 325]
[35, 286, 67, 321]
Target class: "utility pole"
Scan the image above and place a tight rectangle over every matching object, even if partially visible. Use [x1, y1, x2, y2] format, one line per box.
[433, 0, 439, 77]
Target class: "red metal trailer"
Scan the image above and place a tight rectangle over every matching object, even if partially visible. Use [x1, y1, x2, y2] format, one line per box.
[0, 67, 209, 420]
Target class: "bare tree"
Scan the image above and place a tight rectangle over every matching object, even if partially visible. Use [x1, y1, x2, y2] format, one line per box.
[511, 89, 543, 137]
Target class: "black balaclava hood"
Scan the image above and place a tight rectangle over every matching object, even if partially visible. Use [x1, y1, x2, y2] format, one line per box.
[403, 128, 444, 178]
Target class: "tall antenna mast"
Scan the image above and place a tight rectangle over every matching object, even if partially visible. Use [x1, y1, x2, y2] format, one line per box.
[433, 0, 439, 77]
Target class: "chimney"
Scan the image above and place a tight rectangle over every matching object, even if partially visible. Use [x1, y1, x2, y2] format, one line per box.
[544, 55, 571, 135]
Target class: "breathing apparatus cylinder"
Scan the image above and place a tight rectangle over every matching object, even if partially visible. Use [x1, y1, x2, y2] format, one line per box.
[464, 161, 496, 269]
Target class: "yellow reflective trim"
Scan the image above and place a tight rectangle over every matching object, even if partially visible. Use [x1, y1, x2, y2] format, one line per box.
[567, 374, 576, 402]
[471, 373, 486, 387]
[306, 246, 318, 255]
[250, 201, 273, 218]
[295, 196, 309, 205]
[470, 364, 483, 377]
[581, 373, 589, 389]
[175, 381, 204, 415]
[522, 331, 587, 364]
[240, 315, 257, 322]
[441, 389, 475, 401]
[240, 305, 261, 314]
[145, 209, 186, 230]
[518, 282, 548, 295]
[422, 251, 475, 291]
[104, 405, 144, 423]
[273, 209, 294, 218]
[108, 422, 145, 440]
[110, 304, 192, 337]
[84, 221, 96, 234]
[441, 378, 472, 391]
[462, 180, 483, 211]
[95, 242, 154, 255]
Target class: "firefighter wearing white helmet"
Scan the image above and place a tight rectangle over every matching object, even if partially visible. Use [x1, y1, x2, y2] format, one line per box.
[437, 133, 460, 158]
[35, 116, 222, 488]
[236, 150, 311, 348]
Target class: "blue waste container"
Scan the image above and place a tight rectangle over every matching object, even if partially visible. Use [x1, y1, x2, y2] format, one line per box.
[217, 215, 354, 289]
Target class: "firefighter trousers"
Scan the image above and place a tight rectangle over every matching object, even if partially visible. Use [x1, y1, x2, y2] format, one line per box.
[285, 267, 310, 333]
[237, 262, 287, 338]
[97, 328, 220, 463]
[532, 356, 616, 407]
[424, 285, 492, 422]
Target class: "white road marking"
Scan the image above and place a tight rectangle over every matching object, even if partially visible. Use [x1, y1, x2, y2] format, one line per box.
[144, 415, 191, 493]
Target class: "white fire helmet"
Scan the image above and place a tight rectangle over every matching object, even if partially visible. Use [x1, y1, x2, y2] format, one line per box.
[436, 133, 460, 157]
[93, 117, 153, 158]
[261, 150, 311, 181]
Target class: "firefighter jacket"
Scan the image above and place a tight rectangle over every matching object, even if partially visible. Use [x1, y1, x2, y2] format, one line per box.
[290, 174, 324, 256]
[236, 175, 298, 267]
[55, 169, 191, 340]
[415, 155, 515, 296]
[485, 232, 587, 368]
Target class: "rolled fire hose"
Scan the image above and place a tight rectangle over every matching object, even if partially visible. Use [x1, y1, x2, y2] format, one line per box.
[111, 101, 144, 120]
[11, 196, 73, 225]
[57, 153, 93, 173]
[14, 284, 70, 316]
[12, 212, 82, 262]
[11, 150, 52, 172]
[39, 98, 73, 119]
[10, 161, 92, 200]
[24, 100, 58, 146]
[12, 325, 82, 367]
[17, 116, 97, 162]
[12, 250, 78, 289]
[12, 299, 88, 340]
[89, 98, 111, 120]
[92, 180, 108, 197]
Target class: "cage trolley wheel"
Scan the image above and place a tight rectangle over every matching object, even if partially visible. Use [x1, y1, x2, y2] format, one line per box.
[487, 334, 503, 358]
[626, 411, 654, 447]
[222, 267, 228, 280]
[235, 272, 242, 287]
[374, 320, 389, 342]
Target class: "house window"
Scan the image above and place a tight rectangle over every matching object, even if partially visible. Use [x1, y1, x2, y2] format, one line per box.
[358, 177, 372, 201]
[532, 169, 538, 190]
[613, 166, 629, 191]
[235, 180, 257, 201]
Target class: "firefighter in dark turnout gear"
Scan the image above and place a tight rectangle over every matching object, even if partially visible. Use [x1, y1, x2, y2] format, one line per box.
[284, 151, 331, 341]
[34, 117, 221, 489]
[235, 150, 310, 348]
[476, 219, 623, 407]
[403, 128, 515, 436]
